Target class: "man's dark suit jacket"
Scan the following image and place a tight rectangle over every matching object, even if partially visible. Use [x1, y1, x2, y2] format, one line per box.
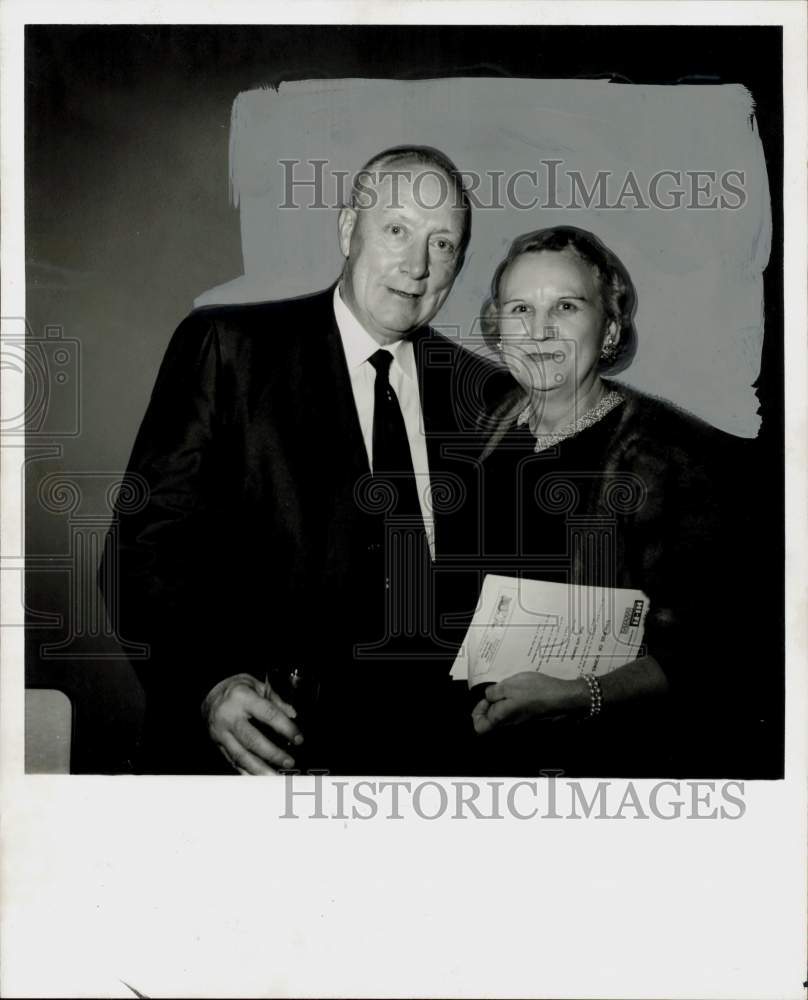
[101, 287, 513, 774]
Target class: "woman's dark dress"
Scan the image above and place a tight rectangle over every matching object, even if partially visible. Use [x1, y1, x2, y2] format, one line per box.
[469, 382, 759, 778]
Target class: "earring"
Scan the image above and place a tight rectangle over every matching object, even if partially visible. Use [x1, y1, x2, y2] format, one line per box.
[600, 339, 619, 365]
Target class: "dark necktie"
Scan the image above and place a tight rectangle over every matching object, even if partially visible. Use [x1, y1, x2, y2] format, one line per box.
[368, 349, 425, 525]
[367, 349, 430, 642]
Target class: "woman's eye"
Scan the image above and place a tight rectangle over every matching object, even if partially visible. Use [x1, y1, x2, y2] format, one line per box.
[510, 304, 528, 314]
[557, 301, 578, 313]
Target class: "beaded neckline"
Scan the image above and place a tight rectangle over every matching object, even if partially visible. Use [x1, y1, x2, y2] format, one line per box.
[517, 388, 625, 453]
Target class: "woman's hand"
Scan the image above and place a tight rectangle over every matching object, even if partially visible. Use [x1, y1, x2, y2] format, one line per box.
[471, 657, 671, 735]
[471, 672, 589, 734]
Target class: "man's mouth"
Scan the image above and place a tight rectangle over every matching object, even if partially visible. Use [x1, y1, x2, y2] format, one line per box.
[388, 287, 422, 300]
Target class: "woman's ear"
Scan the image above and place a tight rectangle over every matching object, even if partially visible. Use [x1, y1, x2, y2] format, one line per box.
[603, 318, 620, 348]
[337, 207, 357, 259]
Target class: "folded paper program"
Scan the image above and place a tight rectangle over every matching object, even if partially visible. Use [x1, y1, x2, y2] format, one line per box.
[451, 575, 649, 686]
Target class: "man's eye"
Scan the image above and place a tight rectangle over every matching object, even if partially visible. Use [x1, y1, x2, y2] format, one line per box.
[433, 238, 455, 253]
[388, 224, 404, 236]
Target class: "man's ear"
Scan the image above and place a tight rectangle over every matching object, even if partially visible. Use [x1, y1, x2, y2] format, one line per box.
[338, 207, 357, 258]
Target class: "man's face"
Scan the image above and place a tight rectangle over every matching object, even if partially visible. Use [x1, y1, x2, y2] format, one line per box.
[338, 164, 466, 344]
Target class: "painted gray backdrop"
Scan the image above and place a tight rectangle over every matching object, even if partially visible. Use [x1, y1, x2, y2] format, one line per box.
[205, 78, 770, 437]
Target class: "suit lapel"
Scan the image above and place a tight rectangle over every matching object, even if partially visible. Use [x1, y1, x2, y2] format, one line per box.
[298, 291, 372, 592]
[296, 287, 369, 485]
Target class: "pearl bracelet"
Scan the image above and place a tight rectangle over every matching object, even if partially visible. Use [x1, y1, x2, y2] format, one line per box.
[583, 673, 603, 719]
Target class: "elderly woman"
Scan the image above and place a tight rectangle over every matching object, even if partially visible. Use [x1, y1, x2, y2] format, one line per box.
[470, 226, 749, 776]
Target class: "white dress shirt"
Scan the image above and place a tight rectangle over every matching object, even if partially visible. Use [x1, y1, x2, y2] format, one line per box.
[333, 285, 435, 559]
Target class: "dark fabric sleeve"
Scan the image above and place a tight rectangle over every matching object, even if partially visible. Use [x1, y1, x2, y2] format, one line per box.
[99, 311, 237, 760]
[621, 424, 750, 716]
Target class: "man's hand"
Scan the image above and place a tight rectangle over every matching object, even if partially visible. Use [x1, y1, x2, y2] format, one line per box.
[471, 673, 588, 734]
[202, 672, 303, 774]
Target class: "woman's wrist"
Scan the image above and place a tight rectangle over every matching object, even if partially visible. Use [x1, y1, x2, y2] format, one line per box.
[566, 677, 594, 719]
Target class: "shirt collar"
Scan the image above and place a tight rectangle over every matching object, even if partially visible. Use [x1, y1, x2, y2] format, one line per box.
[333, 285, 416, 380]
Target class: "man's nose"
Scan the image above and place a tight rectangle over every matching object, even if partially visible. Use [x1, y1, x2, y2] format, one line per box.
[400, 238, 430, 280]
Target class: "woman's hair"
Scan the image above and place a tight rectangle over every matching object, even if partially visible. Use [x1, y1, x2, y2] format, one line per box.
[480, 226, 638, 375]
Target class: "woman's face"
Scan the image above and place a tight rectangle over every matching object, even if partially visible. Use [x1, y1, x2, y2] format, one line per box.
[497, 248, 617, 397]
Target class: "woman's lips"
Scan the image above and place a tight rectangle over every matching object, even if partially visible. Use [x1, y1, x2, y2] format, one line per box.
[527, 350, 565, 362]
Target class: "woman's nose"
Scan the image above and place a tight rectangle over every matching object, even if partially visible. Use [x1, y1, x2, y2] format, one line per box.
[530, 316, 558, 341]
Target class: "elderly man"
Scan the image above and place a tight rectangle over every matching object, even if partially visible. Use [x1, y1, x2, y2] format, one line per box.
[102, 145, 511, 775]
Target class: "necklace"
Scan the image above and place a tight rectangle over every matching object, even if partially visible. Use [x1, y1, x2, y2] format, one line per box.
[517, 387, 625, 453]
